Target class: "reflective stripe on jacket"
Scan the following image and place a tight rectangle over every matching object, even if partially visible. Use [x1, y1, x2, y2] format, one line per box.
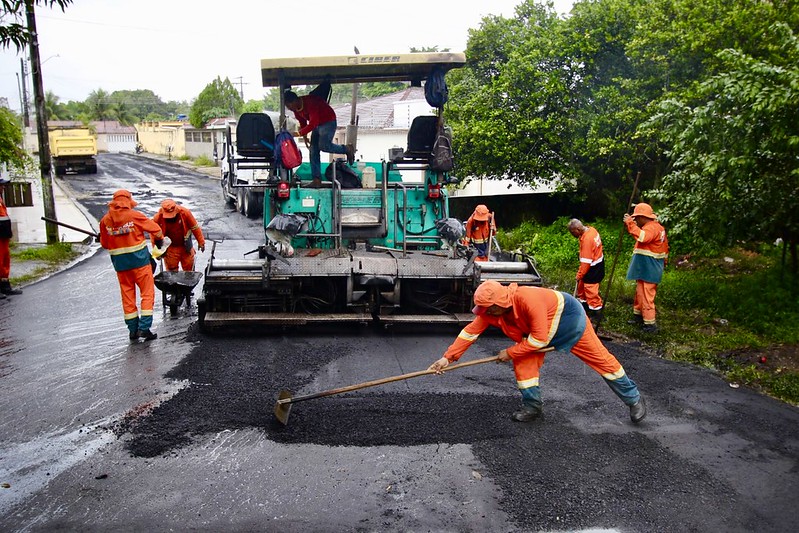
[443, 287, 586, 362]
[100, 207, 163, 272]
[625, 219, 668, 283]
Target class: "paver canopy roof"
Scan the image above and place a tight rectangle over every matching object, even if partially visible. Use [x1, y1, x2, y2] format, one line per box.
[260, 52, 466, 87]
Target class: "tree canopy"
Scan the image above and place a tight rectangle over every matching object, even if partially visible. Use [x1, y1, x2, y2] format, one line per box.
[447, 0, 799, 266]
[189, 76, 243, 128]
[0, 0, 72, 50]
[0, 106, 30, 171]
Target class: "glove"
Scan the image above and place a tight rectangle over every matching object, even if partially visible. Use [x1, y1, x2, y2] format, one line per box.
[154, 239, 164, 249]
[428, 357, 450, 375]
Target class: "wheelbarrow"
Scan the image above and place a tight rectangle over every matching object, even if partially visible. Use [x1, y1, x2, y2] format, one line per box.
[154, 270, 203, 316]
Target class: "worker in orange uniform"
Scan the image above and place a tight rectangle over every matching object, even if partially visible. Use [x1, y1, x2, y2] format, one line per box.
[624, 203, 669, 333]
[99, 190, 165, 342]
[0, 177, 23, 299]
[428, 280, 646, 424]
[152, 199, 206, 271]
[465, 204, 495, 262]
[568, 218, 605, 325]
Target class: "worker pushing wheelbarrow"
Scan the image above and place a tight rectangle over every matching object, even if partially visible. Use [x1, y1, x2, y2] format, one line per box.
[150, 199, 207, 316]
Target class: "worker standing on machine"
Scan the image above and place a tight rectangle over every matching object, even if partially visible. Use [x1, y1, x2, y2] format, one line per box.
[428, 280, 647, 424]
[152, 199, 206, 272]
[465, 204, 495, 262]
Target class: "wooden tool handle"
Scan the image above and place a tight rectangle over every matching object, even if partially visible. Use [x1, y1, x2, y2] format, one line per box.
[279, 348, 554, 406]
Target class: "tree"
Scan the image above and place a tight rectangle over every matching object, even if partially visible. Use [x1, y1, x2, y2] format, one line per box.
[189, 76, 243, 128]
[649, 23, 799, 275]
[0, 0, 71, 50]
[85, 88, 114, 120]
[0, 106, 30, 171]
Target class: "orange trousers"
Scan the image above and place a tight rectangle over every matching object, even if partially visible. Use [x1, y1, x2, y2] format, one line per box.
[163, 245, 195, 271]
[116, 264, 155, 331]
[512, 320, 624, 387]
[576, 280, 603, 310]
[633, 280, 658, 325]
[0, 238, 9, 280]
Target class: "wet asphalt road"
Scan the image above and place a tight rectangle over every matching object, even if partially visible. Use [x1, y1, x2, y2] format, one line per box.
[1, 153, 798, 532]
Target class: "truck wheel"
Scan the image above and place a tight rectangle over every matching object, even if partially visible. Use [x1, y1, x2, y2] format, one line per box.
[237, 188, 246, 214]
[244, 190, 261, 218]
[221, 173, 235, 206]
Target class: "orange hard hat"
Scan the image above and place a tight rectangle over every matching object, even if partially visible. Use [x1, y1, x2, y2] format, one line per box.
[631, 203, 657, 219]
[109, 189, 137, 208]
[161, 199, 179, 219]
[473, 204, 490, 221]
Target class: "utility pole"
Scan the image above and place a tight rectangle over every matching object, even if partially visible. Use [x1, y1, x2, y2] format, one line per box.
[25, 0, 58, 244]
[233, 76, 248, 100]
[19, 59, 30, 128]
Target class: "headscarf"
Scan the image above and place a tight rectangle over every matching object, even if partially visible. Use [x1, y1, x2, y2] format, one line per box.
[472, 281, 518, 314]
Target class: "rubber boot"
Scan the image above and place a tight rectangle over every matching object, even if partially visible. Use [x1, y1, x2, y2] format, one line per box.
[138, 329, 157, 341]
[511, 405, 542, 422]
[629, 396, 647, 424]
[513, 387, 543, 422]
[0, 280, 22, 295]
[641, 323, 659, 334]
[627, 314, 643, 326]
[588, 308, 603, 329]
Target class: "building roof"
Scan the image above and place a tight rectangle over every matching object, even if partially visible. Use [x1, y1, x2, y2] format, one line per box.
[332, 86, 429, 130]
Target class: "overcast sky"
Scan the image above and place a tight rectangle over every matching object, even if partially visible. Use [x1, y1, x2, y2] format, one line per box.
[1, 0, 574, 113]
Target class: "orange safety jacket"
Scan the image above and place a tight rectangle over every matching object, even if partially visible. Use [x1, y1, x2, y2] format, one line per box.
[443, 286, 585, 362]
[465, 214, 495, 245]
[577, 226, 604, 281]
[625, 218, 669, 284]
[152, 206, 205, 252]
[100, 204, 163, 272]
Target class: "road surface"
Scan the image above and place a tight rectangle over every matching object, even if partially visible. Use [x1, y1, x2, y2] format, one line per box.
[1, 153, 797, 532]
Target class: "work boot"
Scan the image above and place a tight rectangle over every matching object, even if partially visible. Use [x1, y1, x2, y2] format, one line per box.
[138, 329, 157, 341]
[129, 330, 139, 341]
[627, 314, 643, 326]
[0, 292, 6, 300]
[511, 405, 542, 423]
[641, 323, 659, 334]
[0, 281, 22, 295]
[630, 397, 647, 424]
[345, 144, 355, 165]
[588, 309, 603, 328]
[308, 178, 323, 188]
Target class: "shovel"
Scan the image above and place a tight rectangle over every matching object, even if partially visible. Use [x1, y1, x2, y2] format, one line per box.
[274, 348, 554, 426]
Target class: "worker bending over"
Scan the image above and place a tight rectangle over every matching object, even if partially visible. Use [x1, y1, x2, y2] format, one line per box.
[429, 280, 647, 424]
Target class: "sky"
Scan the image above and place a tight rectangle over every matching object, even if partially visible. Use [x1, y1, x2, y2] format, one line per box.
[1, 0, 574, 113]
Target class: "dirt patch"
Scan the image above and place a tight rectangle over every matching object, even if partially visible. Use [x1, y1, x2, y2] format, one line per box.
[719, 343, 799, 373]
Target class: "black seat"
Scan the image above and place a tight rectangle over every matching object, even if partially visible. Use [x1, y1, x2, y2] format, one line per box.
[236, 113, 275, 158]
[403, 115, 438, 160]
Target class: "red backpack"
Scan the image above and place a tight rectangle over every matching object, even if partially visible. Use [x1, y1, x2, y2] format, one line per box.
[275, 129, 302, 169]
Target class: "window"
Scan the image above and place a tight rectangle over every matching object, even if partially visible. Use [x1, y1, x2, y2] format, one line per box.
[202, 132, 212, 143]
[1, 182, 33, 207]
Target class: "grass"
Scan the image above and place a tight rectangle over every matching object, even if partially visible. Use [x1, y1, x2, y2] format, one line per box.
[497, 217, 799, 405]
[9, 242, 81, 285]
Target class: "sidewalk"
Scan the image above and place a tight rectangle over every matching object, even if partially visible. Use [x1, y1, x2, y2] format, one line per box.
[9, 153, 219, 287]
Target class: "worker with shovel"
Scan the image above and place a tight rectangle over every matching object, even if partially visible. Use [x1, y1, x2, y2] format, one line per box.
[464, 204, 495, 262]
[568, 218, 605, 327]
[624, 203, 669, 333]
[99, 189, 165, 342]
[428, 280, 647, 424]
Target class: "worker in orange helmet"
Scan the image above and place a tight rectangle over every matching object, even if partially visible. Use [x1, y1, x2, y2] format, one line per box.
[624, 203, 669, 333]
[99, 190, 165, 342]
[464, 204, 495, 262]
[0, 177, 23, 299]
[428, 280, 646, 424]
[151, 199, 206, 271]
[568, 218, 605, 326]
